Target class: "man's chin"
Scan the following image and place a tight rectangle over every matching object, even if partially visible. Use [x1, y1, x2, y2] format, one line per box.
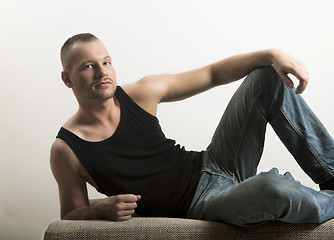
[89, 93, 115, 102]
[93, 88, 116, 101]
[99, 94, 115, 101]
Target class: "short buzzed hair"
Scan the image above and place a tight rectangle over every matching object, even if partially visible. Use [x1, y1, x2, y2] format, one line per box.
[60, 33, 98, 71]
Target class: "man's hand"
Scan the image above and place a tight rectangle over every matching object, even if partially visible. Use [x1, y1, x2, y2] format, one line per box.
[270, 49, 309, 94]
[93, 194, 141, 221]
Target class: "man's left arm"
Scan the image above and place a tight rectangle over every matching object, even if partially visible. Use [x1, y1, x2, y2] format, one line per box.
[125, 49, 309, 115]
[154, 48, 309, 102]
[211, 48, 309, 93]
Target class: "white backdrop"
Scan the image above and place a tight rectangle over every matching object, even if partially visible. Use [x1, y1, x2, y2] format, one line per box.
[1, 0, 334, 239]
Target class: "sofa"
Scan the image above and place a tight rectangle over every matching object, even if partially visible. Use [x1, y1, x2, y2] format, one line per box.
[44, 217, 334, 240]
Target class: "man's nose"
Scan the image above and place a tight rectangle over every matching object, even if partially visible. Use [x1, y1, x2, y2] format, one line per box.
[96, 65, 108, 78]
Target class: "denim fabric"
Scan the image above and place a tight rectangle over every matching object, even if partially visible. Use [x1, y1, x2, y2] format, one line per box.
[187, 66, 334, 227]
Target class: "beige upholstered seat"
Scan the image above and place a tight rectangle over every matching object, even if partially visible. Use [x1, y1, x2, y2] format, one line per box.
[44, 217, 334, 240]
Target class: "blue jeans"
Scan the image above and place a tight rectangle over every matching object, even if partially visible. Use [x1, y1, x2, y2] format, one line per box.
[187, 66, 334, 227]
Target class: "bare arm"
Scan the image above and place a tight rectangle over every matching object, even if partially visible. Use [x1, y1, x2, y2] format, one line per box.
[124, 48, 309, 115]
[210, 48, 309, 94]
[50, 139, 141, 221]
[162, 48, 309, 100]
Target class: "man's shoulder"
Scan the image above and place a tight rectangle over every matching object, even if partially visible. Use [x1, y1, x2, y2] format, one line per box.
[120, 82, 142, 98]
[50, 137, 73, 161]
[121, 75, 163, 99]
[120, 81, 160, 117]
[50, 134, 92, 189]
[50, 137, 83, 176]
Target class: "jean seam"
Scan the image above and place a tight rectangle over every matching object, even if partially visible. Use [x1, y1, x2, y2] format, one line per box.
[200, 167, 239, 184]
[232, 91, 263, 181]
[187, 173, 224, 218]
[278, 104, 333, 181]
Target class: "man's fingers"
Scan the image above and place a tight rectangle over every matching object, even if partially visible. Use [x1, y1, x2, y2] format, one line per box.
[272, 49, 309, 94]
[115, 204, 136, 221]
[296, 80, 308, 94]
[116, 194, 141, 203]
[122, 209, 135, 216]
[277, 70, 294, 89]
[121, 202, 138, 211]
[291, 68, 309, 94]
[97, 194, 141, 221]
[277, 68, 309, 94]
[114, 194, 140, 212]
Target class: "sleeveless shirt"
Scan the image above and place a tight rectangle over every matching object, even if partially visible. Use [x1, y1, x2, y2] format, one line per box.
[56, 86, 203, 217]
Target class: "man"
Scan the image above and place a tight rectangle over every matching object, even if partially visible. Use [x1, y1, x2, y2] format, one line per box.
[50, 33, 334, 226]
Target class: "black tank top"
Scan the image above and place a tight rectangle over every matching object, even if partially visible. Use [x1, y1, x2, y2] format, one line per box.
[56, 86, 203, 217]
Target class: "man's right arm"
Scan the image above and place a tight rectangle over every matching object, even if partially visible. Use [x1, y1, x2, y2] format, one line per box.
[50, 139, 141, 221]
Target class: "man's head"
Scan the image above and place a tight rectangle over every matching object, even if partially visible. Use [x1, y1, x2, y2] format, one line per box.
[60, 33, 117, 103]
[61, 33, 99, 72]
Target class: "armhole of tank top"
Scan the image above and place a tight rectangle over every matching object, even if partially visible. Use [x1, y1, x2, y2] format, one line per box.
[57, 128, 103, 191]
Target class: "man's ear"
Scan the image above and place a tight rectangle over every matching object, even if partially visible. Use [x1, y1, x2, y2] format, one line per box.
[61, 71, 73, 88]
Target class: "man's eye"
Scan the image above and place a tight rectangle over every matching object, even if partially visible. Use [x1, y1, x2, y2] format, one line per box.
[104, 61, 111, 65]
[85, 64, 93, 69]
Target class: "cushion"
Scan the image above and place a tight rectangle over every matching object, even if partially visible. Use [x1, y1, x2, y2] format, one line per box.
[44, 217, 334, 240]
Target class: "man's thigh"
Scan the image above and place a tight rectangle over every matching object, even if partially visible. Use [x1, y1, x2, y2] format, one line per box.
[206, 66, 281, 181]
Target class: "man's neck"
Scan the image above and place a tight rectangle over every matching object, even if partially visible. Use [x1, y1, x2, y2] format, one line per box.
[77, 97, 120, 127]
[64, 97, 121, 142]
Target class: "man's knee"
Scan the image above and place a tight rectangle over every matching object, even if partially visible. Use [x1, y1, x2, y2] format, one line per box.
[249, 65, 278, 79]
[246, 65, 283, 91]
[251, 169, 324, 222]
[201, 169, 297, 225]
[238, 168, 304, 212]
[203, 169, 323, 225]
[251, 168, 296, 196]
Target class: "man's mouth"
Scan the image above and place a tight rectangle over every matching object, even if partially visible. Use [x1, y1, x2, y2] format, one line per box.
[95, 79, 112, 88]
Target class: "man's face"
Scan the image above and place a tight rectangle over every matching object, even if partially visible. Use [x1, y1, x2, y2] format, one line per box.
[63, 40, 117, 103]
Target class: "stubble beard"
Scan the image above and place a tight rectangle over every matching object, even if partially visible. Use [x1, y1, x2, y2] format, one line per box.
[90, 84, 116, 102]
